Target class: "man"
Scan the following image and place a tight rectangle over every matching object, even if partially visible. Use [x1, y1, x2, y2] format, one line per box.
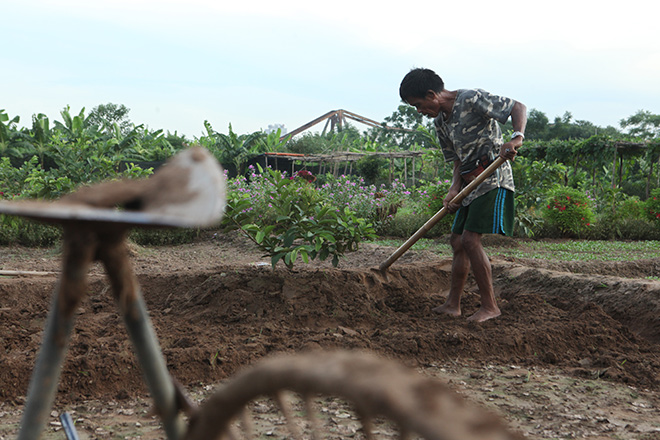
[399, 68, 527, 322]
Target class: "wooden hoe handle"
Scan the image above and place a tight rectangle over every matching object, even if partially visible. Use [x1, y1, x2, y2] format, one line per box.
[379, 156, 507, 271]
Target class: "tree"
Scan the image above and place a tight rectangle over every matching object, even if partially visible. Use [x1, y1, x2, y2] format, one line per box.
[30, 113, 53, 167]
[620, 110, 660, 139]
[547, 112, 599, 140]
[525, 108, 550, 140]
[0, 110, 26, 160]
[286, 132, 335, 155]
[201, 121, 263, 176]
[54, 106, 98, 142]
[368, 105, 430, 150]
[256, 128, 290, 153]
[88, 103, 133, 135]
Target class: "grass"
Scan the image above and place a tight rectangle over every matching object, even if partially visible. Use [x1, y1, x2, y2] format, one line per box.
[496, 240, 660, 262]
[370, 237, 660, 262]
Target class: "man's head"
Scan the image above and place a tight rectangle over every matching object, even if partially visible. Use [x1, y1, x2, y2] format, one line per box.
[399, 68, 445, 118]
[399, 68, 444, 103]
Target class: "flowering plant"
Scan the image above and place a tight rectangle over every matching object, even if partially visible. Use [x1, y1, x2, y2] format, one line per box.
[643, 189, 660, 225]
[414, 179, 452, 215]
[223, 165, 376, 268]
[542, 186, 595, 237]
[295, 169, 316, 183]
[318, 175, 410, 230]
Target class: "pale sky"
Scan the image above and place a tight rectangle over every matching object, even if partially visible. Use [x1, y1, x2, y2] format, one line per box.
[3, 0, 659, 138]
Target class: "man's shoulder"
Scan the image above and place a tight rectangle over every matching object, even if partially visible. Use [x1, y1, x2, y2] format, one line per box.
[456, 88, 479, 99]
[456, 88, 495, 101]
[457, 88, 515, 120]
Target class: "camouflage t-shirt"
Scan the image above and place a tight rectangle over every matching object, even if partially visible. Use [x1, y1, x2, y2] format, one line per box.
[434, 89, 515, 206]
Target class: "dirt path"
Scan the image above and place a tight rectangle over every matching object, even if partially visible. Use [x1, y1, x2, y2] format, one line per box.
[1, 232, 660, 439]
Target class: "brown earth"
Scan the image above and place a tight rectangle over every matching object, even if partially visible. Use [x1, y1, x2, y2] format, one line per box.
[2, 231, 660, 439]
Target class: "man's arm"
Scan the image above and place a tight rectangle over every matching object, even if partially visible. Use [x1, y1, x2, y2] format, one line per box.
[500, 101, 527, 161]
[443, 160, 463, 213]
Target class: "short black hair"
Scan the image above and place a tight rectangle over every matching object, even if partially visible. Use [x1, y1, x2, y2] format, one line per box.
[399, 68, 445, 102]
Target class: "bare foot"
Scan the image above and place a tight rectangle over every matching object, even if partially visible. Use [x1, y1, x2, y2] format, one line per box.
[432, 303, 461, 317]
[466, 307, 501, 322]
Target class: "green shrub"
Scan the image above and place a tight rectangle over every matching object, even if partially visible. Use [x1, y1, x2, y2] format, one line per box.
[415, 179, 452, 216]
[356, 155, 387, 185]
[224, 166, 376, 268]
[643, 189, 660, 226]
[542, 186, 595, 237]
[318, 174, 409, 231]
[379, 208, 449, 238]
[617, 195, 646, 220]
[585, 217, 660, 240]
[129, 228, 199, 246]
[0, 216, 61, 247]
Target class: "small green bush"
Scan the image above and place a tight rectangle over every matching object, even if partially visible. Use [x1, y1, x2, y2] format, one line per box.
[379, 208, 449, 238]
[0, 216, 61, 247]
[356, 155, 387, 185]
[586, 217, 660, 240]
[643, 189, 660, 226]
[415, 179, 452, 216]
[617, 195, 646, 220]
[224, 166, 376, 268]
[542, 186, 595, 237]
[129, 227, 199, 246]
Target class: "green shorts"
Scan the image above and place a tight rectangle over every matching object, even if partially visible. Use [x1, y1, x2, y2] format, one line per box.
[452, 188, 514, 236]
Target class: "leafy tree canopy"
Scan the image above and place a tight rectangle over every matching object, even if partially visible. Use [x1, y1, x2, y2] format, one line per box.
[88, 103, 133, 135]
[620, 110, 660, 139]
[368, 105, 432, 150]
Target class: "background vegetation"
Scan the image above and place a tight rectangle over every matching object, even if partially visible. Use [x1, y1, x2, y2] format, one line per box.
[2, 103, 660, 265]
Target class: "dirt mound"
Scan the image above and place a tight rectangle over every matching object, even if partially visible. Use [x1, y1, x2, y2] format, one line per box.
[2, 244, 660, 405]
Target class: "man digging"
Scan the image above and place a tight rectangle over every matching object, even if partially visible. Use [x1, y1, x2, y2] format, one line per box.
[399, 68, 527, 322]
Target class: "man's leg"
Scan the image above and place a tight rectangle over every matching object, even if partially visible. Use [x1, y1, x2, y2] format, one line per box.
[432, 233, 469, 317]
[461, 230, 501, 322]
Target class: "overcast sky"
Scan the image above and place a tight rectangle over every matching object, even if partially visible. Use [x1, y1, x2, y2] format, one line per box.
[3, 0, 659, 138]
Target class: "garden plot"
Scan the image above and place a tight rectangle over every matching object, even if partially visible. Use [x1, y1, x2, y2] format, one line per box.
[1, 234, 660, 439]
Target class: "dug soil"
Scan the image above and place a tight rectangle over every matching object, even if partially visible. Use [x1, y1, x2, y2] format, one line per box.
[2, 231, 660, 439]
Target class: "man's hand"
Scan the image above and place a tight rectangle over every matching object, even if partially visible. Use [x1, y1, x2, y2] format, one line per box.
[499, 137, 523, 161]
[443, 188, 461, 213]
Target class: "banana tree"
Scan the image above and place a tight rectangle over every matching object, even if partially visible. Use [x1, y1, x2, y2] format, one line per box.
[29, 113, 53, 167]
[54, 106, 102, 145]
[201, 121, 263, 176]
[256, 128, 290, 153]
[108, 124, 176, 162]
[0, 110, 25, 160]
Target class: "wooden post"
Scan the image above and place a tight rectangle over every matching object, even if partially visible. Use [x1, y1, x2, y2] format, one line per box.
[612, 146, 617, 189]
[404, 158, 408, 186]
[646, 160, 653, 199]
[412, 157, 416, 186]
[389, 157, 393, 184]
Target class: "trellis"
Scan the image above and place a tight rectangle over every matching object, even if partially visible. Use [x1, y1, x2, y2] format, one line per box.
[264, 150, 432, 186]
[524, 140, 656, 195]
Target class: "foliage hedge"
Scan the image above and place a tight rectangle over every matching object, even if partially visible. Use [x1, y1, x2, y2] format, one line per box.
[2, 105, 660, 256]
